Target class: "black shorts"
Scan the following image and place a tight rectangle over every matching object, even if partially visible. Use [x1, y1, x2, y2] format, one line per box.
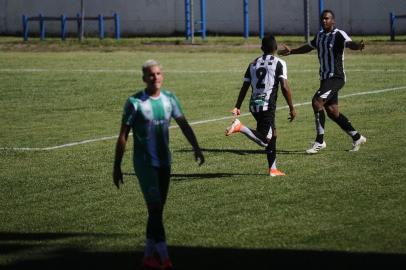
[251, 109, 275, 140]
[314, 77, 345, 105]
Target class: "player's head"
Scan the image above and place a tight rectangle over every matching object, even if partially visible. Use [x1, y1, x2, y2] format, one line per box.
[142, 59, 162, 76]
[142, 59, 163, 91]
[320, 10, 335, 31]
[261, 35, 277, 54]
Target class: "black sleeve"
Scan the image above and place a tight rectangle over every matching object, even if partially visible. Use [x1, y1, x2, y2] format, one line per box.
[243, 65, 251, 81]
[336, 31, 346, 49]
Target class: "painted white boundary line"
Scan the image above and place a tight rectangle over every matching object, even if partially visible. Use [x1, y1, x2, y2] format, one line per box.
[2, 85, 406, 151]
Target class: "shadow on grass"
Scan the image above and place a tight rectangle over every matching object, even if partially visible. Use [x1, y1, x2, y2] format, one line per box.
[123, 172, 264, 181]
[170, 172, 264, 181]
[1, 232, 405, 270]
[175, 148, 307, 155]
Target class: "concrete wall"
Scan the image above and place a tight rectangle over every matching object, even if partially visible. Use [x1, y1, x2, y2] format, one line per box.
[1, 0, 405, 37]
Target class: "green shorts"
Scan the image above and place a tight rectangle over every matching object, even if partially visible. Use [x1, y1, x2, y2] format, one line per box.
[134, 165, 171, 205]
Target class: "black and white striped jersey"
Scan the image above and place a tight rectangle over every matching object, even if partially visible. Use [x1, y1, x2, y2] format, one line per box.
[310, 28, 352, 80]
[244, 54, 287, 113]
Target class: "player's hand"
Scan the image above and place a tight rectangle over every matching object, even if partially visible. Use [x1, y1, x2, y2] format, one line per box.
[231, 108, 241, 116]
[359, 40, 365, 51]
[288, 108, 296, 122]
[113, 165, 124, 189]
[278, 44, 291, 56]
[194, 148, 205, 166]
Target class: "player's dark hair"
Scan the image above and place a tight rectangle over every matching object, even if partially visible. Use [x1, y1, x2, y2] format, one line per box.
[261, 35, 277, 54]
[321, 9, 335, 20]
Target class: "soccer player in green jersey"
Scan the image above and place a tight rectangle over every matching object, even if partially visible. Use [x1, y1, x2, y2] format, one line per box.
[113, 59, 204, 270]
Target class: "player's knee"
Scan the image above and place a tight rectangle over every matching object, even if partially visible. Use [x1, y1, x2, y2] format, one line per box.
[326, 106, 339, 119]
[312, 98, 323, 110]
[326, 111, 337, 119]
[265, 134, 276, 143]
[265, 136, 276, 148]
[265, 139, 272, 147]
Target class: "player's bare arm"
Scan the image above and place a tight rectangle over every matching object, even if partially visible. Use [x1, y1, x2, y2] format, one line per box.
[175, 116, 205, 166]
[233, 81, 250, 116]
[278, 44, 313, 56]
[347, 40, 365, 51]
[113, 124, 131, 188]
[280, 78, 296, 121]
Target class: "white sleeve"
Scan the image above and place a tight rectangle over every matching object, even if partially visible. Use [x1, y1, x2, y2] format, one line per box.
[338, 29, 352, 45]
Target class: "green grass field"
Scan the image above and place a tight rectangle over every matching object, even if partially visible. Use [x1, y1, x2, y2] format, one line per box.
[1, 36, 406, 269]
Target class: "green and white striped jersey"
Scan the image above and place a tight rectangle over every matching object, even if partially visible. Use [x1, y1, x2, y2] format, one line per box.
[122, 89, 183, 167]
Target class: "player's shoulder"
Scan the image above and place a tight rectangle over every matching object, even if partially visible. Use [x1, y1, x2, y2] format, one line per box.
[128, 90, 145, 101]
[161, 89, 181, 103]
[272, 55, 287, 68]
[334, 29, 352, 43]
[122, 90, 143, 113]
[314, 29, 324, 38]
[273, 55, 286, 64]
[335, 28, 350, 38]
[249, 56, 262, 65]
[125, 90, 146, 108]
[160, 89, 176, 98]
[334, 28, 346, 34]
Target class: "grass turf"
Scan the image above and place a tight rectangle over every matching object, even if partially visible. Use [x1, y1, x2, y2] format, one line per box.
[0, 37, 405, 269]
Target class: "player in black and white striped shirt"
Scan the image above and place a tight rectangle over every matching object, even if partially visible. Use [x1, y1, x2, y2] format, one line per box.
[279, 9, 366, 153]
[225, 35, 296, 177]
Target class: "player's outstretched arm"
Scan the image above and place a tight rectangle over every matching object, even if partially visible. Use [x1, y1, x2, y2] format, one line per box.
[175, 116, 205, 166]
[347, 40, 365, 51]
[278, 44, 313, 56]
[280, 78, 296, 122]
[113, 124, 130, 189]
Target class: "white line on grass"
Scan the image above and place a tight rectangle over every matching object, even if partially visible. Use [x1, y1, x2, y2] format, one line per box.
[2, 85, 406, 151]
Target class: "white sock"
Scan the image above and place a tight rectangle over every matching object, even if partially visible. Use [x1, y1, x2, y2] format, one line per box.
[240, 126, 268, 147]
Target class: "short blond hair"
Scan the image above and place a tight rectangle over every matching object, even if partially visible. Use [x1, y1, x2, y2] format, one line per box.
[142, 59, 161, 75]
